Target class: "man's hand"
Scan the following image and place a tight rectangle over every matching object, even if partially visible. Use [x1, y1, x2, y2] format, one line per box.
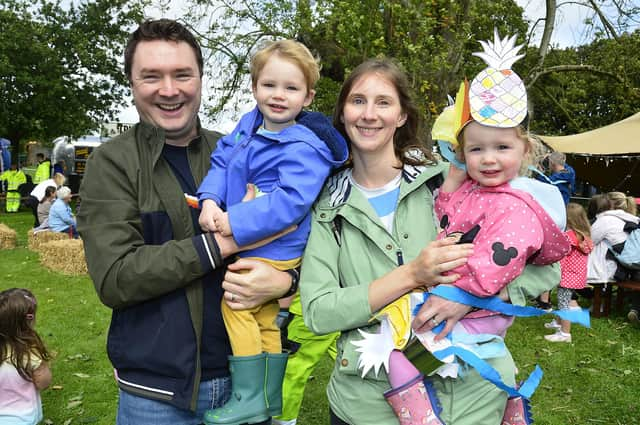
[222, 258, 292, 310]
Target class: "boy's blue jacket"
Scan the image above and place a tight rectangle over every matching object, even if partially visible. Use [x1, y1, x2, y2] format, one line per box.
[198, 106, 348, 260]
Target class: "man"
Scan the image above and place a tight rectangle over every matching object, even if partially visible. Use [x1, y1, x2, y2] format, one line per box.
[33, 153, 51, 184]
[536, 151, 576, 205]
[0, 163, 26, 212]
[77, 19, 295, 425]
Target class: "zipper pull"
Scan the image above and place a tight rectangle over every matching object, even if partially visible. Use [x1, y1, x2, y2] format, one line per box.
[396, 249, 404, 266]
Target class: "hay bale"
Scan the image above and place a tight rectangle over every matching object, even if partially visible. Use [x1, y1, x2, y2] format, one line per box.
[28, 229, 68, 252]
[39, 239, 88, 275]
[0, 223, 17, 249]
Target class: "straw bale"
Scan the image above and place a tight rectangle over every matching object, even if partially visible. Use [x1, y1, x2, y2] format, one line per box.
[0, 223, 17, 249]
[39, 239, 88, 275]
[28, 229, 68, 252]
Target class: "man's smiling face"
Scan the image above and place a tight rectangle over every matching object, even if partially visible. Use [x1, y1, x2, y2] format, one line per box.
[130, 39, 202, 146]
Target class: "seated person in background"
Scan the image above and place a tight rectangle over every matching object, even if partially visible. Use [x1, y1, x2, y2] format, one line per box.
[27, 173, 65, 227]
[587, 193, 610, 224]
[587, 191, 639, 283]
[35, 186, 57, 230]
[48, 186, 78, 237]
[535, 152, 575, 205]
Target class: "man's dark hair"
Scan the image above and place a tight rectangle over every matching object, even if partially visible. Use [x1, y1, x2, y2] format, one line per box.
[124, 19, 203, 81]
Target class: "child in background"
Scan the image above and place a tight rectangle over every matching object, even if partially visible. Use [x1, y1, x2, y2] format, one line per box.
[0, 288, 52, 425]
[545, 203, 593, 342]
[272, 304, 338, 425]
[197, 39, 347, 425]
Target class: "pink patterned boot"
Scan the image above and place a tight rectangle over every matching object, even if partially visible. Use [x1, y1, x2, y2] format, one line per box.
[383, 374, 444, 425]
[501, 396, 533, 425]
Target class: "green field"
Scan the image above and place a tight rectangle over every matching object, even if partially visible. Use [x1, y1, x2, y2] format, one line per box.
[1, 209, 638, 425]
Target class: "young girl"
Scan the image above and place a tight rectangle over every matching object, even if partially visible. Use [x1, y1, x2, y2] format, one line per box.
[0, 288, 52, 425]
[545, 203, 593, 342]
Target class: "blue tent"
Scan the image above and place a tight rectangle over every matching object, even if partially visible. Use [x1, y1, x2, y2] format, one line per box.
[0, 138, 11, 173]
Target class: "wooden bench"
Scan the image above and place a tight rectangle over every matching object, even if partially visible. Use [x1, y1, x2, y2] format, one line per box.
[589, 281, 640, 318]
[614, 281, 640, 314]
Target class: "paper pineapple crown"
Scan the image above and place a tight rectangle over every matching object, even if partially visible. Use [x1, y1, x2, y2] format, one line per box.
[432, 29, 528, 148]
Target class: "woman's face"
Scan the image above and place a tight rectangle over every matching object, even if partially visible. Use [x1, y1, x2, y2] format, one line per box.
[341, 72, 406, 158]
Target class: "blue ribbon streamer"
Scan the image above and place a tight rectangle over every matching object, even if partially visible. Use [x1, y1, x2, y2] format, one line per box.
[412, 286, 590, 399]
[431, 345, 543, 398]
[430, 286, 590, 328]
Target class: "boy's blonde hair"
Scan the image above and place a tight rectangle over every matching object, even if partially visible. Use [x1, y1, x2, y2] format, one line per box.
[250, 39, 320, 92]
[458, 125, 542, 176]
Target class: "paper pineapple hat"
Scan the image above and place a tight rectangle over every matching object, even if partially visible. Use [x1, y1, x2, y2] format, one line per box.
[469, 28, 527, 127]
[431, 29, 528, 148]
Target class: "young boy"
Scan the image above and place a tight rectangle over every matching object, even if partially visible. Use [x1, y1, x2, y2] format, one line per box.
[197, 39, 348, 425]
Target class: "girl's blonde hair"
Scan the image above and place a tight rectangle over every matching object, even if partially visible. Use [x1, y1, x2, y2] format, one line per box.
[566, 203, 591, 242]
[0, 288, 50, 381]
[607, 191, 637, 216]
[458, 124, 543, 176]
[250, 39, 320, 92]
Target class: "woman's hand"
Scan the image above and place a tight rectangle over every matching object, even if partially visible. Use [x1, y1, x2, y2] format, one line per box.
[222, 258, 292, 310]
[408, 238, 472, 288]
[412, 290, 472, 341]
[368, 237, 472, 312]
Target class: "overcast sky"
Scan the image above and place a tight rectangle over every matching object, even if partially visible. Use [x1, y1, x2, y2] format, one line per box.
[114, 0, 636, 131]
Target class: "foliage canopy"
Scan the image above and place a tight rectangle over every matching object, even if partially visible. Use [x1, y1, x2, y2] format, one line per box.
[183, 0, 639, 138]
[0, 0, 147, 154]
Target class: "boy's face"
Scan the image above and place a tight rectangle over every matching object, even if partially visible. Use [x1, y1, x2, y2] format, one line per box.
[252, 55, 315, 132]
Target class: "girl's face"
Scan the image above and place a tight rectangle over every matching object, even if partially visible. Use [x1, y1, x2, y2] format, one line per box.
[462, 122, 528, 187]
[341, 72, 406, 158]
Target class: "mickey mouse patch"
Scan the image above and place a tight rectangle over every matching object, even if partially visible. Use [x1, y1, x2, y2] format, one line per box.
[492, 242, 518, 266]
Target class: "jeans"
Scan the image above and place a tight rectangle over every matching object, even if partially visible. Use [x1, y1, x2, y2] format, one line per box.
[117, 376, 231, 425]
[116, 376, 273, 425]
[330, 409, 350, 425]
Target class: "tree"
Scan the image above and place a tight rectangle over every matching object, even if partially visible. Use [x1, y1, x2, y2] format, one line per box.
[184, 0, 529, 130]
[525, 30, 640, 135]
[180, 0, 639, 138]
[0, 0, 147, 158]
[523, 0, 640, 134]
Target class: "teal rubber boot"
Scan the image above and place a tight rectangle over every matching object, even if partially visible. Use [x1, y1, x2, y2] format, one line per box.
[265, 352, 289, 417]
[203, 353, 268, 425]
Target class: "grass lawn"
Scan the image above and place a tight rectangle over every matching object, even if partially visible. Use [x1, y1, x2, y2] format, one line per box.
[1, 209, 639, 425]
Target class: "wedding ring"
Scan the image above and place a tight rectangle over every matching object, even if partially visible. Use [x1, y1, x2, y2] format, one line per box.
[230, 293, 235, 302]
[430, 317, 439, 326]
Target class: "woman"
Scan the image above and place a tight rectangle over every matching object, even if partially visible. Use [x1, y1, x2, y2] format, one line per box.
[587, 191, 639, 284]
[36, 186, 57, 228]
[27, 172, 65, 227]
[48, 186, 77, 237]
[300, 58, 559, 425]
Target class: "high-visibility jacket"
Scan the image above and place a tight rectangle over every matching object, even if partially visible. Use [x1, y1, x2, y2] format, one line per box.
[34, 160, 51, 184]
[0, 169, 27, 191]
